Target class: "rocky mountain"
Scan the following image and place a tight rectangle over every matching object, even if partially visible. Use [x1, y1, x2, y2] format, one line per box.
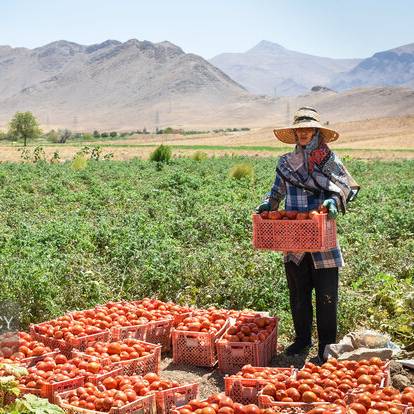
[329, 43, 414, 90]
[210, 40, 361, 96]
[0, 39, 414, 130]
[0, 39, 280, 130]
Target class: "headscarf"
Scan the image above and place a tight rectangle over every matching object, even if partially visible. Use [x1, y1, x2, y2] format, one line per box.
[276, 130, 360, 213]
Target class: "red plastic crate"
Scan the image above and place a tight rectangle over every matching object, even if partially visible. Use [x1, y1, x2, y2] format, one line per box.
[252, 213, 337, 252]
[155, 383, 199, 414]
[30, 323, 110, 357]
[172, 320, 230, 368]
[145, 319, 174, 353]
[56, 389, 157, 414]
[224, 367, 295, 404]
[217, 318, 279, 374]
[20, 376, 85, 404]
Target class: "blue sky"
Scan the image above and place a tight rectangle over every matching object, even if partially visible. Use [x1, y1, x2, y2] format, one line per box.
[1, 0, 413, 59]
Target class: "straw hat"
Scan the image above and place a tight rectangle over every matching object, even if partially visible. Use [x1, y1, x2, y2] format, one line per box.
[273, 107, 339, 144]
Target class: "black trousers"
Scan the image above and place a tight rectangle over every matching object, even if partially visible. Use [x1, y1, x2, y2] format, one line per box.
[284, 253, 338, 349]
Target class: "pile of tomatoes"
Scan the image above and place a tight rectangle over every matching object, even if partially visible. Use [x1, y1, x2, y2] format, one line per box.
[0, 332, 54, 363]
[175, 308, 229, 334]
[221, 316, 277, 344]
[18, 353, 109, 388]
[348, 386, 414, 414]
[82, 338, 157, 363]
[260, 210, 325, 221]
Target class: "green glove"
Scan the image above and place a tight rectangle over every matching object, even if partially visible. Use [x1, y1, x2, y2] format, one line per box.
[256, 201, 271, 214]
[323, 198, 338, 219]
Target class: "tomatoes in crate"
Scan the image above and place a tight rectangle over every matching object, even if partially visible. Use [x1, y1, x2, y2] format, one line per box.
[175, 308, 228, 334]
[18, 353, 105, 388]
[221, 316, 277, 344]
[0, 332, 54, 363]
[83, 338, 157, 363]
[61, 375, 154, 411]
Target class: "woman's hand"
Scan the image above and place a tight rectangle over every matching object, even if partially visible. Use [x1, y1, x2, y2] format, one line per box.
[322, 198, 338, 219]
[256, 201, 271, 213]
[255, 196, 280, 213]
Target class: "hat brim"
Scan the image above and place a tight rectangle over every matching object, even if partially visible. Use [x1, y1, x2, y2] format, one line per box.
[273, 121, 339, 144]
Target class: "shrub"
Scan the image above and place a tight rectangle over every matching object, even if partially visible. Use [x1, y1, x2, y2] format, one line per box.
[229, 163, 254, 180]
[149, 145, 172, 163]
[71, 154, 88, 171]
[191, 151, 208, 161]
[109, 132, 117, 138]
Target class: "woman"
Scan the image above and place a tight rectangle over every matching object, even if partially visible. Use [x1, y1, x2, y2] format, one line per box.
[256, 107, 359, 362]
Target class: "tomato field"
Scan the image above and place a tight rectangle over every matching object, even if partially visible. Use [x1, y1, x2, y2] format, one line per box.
[0, 156, 412, 345]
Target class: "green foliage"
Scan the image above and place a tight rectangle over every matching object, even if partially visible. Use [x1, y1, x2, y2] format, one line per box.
[44, 130, 59, 143]
[229, 163, 254, 180]
[191, 151, 208, 161]
[71, 154, 88, 171]
[0, 158, 412, 345]
[1, 394, 64, 414]
[149, 145, 172, 163]
[8, 112, 42, 146]
[109, 132, 118, 138]
[101, 132, 108, 138]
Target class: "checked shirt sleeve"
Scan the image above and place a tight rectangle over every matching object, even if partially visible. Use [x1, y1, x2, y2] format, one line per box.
[270, 171, 286, 201]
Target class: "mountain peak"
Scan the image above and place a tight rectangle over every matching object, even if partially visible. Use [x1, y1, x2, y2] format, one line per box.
[247, 40, 286, 54]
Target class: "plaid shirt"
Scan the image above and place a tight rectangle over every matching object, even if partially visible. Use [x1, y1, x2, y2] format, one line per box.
[270, 168, 344, 269]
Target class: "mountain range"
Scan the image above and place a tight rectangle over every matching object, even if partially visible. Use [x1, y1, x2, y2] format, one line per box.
[0, 39, 413, 130]
[210, 40, 414, 96]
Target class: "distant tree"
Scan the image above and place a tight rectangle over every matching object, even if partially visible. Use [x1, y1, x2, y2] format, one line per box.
[109, 131, 117, 138]
[45, 129, 59, 143]
[8, 111, 42, 146]
[143, 127, 147, 134]
[58, 129, 72, 143]
[93, 130, 100, 138]
[101, 132, 108, 138]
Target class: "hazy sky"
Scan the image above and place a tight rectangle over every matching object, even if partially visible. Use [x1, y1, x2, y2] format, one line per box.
[1, 0, 413, 59]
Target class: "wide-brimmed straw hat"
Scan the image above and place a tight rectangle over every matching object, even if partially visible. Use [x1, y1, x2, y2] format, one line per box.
[273, 107, 339, 144]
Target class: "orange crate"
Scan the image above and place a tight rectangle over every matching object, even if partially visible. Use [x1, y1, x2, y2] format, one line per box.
[145, 319, 174, 353]
[155, 383, 199, 414]
[56, 389, 156, 414]
[30, 322, 110, 357]
[224, 367, 295, 404]
[172, 320, 230, 367]
[252, 213, 337, 252]
[23, 376, 85, 403]
[217, 318, 279, 374]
